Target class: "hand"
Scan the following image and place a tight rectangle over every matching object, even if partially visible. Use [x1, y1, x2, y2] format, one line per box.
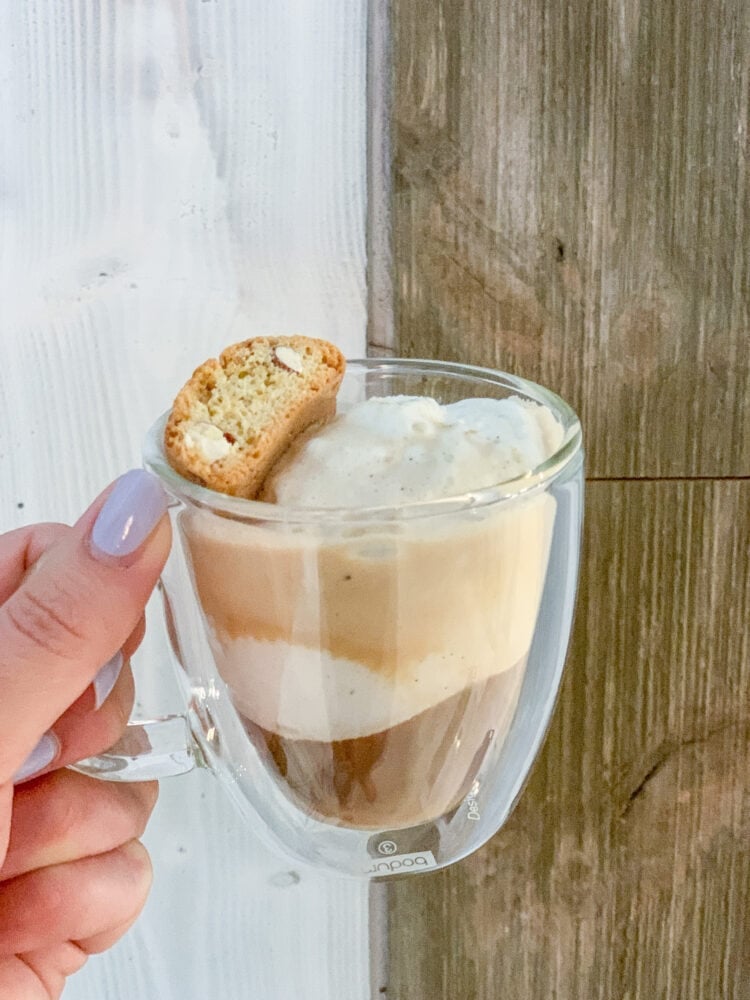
[0, 470, 171, 999]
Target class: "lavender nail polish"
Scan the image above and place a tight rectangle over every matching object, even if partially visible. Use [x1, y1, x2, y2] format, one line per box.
[93, 650, 124, 709]
[91, 469, 168, 559]
[13, 732, 60, 784]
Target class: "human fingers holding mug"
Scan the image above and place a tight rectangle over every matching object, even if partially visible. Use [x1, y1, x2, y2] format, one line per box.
[0, 471, 169, 998]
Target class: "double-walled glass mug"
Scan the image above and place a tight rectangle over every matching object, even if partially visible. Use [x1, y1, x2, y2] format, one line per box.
[74, 359, 583, 879]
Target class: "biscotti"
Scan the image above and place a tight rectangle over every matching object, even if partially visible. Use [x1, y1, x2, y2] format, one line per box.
[164, 336, 346, 498]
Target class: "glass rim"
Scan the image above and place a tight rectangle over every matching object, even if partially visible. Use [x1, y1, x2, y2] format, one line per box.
[142, 357, 583, 523]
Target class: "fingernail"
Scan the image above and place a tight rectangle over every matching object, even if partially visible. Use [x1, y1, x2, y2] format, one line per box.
[13, 732, 60, 784]
[91, 469, 168, 559]
[93, 651, 124, 710]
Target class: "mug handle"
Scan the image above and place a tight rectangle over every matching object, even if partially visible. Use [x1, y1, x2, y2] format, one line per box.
[70, 716, 207, 782]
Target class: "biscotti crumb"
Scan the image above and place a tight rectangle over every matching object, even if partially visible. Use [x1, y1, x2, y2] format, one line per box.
[164, 336, 346, 498]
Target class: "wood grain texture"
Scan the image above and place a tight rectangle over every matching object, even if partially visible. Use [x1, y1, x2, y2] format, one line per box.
[387, 481, 750, 999]
[0, 2, 370, 998]
[388, 0, 750, 478]
[384, 1, 750, 995]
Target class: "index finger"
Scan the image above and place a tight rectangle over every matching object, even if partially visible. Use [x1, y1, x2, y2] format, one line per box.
[0, 470, 170, 783]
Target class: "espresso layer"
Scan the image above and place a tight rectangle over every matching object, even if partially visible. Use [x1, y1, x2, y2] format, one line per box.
[240, 663, 525, 830]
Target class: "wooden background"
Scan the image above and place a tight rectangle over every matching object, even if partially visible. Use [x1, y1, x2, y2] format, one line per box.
[3, 1, 749, 997]
[383, 0, 750, 997]
[1, 2, 372, 998]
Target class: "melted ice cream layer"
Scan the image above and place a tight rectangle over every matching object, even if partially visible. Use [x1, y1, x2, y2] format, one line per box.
[185, 394, 563, 740]
[187, 491, 556, 740]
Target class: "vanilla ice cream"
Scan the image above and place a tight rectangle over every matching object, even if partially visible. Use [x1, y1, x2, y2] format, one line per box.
[264, 395, 563, 506]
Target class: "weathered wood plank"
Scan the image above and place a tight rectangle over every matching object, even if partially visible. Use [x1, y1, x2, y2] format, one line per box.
[387, 480, 750, 999]
[385, 6, 750, 989]
[389, 0, 750, 478]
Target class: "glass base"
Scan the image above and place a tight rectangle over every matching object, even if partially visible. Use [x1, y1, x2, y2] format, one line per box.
[196, 697, 510, 880]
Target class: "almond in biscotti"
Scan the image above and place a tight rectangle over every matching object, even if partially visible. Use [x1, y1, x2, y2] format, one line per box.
[164, 335, 346, 498]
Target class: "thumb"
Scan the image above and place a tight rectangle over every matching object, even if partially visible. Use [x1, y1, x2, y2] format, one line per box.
[0, 470, 171, 784]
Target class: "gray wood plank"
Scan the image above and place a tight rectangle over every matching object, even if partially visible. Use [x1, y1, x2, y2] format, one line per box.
[387, 480, 750, 999]
[384, 7, 750, 990]
[388, 0, 750, 478]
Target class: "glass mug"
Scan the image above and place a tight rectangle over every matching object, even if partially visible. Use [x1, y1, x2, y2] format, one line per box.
[74, 359, 583, 879]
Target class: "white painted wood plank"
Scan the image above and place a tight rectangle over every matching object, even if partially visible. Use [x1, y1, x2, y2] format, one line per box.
[1, 1, 370, 997]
